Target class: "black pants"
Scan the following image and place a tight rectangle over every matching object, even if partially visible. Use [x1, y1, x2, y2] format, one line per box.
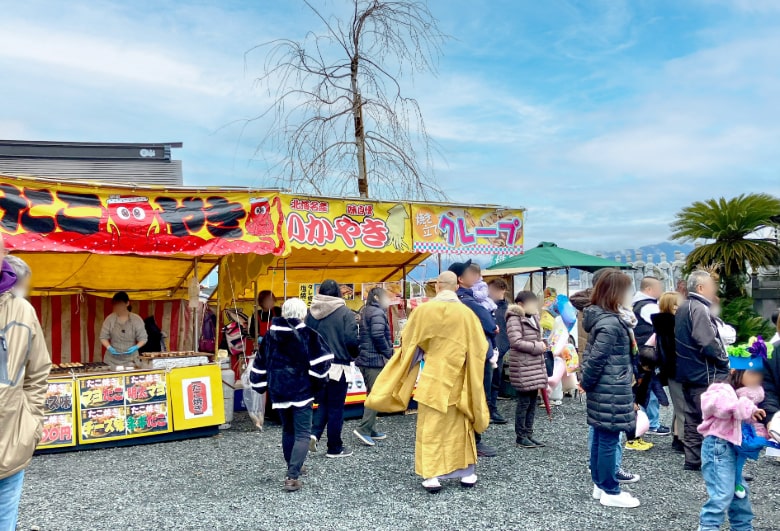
[489, 353, 506, 413]
[515, 390, 538, 439]
[475, 359, 493, 445]
[312, 374, 349, 454]
[682, 384, 707, 468]
[279, 404, 312, 480]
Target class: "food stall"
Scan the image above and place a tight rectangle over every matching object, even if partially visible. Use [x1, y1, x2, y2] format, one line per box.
[221, 194, 527, 411]
[0, 174, 288, 451]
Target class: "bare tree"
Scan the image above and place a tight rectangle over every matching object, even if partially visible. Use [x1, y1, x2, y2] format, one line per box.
[247, 0, 447, 199]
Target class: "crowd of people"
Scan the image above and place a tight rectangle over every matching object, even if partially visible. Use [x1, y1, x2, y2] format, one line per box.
[249, 262, 780, 531]
[2, 234, 780, 529]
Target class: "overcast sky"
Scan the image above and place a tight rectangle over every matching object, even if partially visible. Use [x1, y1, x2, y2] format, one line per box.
[1, 0, 778, 251]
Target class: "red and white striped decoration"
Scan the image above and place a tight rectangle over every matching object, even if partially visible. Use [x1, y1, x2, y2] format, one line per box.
[30, 295, 192, 365]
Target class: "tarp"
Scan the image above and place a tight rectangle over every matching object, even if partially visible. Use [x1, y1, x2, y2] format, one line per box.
[486, 241, 632, 275]
[0, 174, 286, 299]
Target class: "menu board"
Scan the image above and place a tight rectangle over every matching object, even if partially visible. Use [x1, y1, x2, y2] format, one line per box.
[38, 379, 77, 449]
[78, 371, 170, 444]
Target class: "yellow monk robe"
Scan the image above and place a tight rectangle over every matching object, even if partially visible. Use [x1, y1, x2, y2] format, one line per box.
[366, 291, 489, 479]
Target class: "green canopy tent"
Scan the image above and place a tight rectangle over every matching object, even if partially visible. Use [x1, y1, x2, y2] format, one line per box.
[485, 241, 633, 294]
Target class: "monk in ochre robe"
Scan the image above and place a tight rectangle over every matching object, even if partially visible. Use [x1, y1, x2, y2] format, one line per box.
[365, 272, 489, 492]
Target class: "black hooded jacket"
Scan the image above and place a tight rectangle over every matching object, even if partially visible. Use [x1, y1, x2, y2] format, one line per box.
[249, 317, 333, 405]
[580, 305, 636, 434]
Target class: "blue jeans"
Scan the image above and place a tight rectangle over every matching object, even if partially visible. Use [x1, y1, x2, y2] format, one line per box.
[590, 427, 621, 495]
[0, 470, 25, 531]
[588, 426, 624, 474]
[644, 392, 660, 430]
[699, 436, 754, 531]
[279, 404, 313, 480]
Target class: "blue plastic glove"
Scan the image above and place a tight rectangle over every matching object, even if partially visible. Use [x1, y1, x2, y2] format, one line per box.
[107, 346, 119, 355]
[126, 345, 139, 354]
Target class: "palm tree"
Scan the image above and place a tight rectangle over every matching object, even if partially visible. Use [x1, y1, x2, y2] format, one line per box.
[670, 193, 780, 298]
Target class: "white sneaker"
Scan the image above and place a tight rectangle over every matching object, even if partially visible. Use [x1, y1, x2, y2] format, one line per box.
[592, 485, 604, 500]
[309, 435, 318, 453]
[600, 491, 640, 508]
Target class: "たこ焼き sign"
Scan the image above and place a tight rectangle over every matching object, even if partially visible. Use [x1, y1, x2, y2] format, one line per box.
[411, 205, 524, 255]
[0, 175, 286, 256]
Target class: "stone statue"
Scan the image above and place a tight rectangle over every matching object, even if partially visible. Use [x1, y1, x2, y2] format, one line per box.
[633, 252, 646, 291]
[658, 252, 673, 291]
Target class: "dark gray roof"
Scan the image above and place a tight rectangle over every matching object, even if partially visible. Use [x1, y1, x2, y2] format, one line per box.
[0, 140, 183, 185]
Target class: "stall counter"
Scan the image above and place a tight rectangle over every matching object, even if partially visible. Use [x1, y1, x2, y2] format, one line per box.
[36, 364, 224, 452]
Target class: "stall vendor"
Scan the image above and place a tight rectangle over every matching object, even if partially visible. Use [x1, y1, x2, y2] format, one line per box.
[249, 290, 281, 339]
[100, 291, 148, 368]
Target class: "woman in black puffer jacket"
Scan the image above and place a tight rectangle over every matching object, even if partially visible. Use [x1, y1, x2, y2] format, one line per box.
[580, 270, 639, 509]
[354, 287, 394, 446]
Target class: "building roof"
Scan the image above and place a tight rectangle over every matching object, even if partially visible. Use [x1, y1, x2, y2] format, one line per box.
[0, 139, 183, 186]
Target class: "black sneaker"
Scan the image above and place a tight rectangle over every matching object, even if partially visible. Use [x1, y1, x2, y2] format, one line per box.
[616, 469, 640, 484]
[326, 448, 354, 459]
[490, 412, 508, 425]
[684, 463, 701, 471]
[528, 437, 546, 448]
[672, 437, 685, 453]
[516, 437, 538, 448]
[476, 442, 498, 457]
[647, 426, 671, 436]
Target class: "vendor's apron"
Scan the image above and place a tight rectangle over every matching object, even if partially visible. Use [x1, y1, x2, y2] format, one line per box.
[103, 316, 141, 369]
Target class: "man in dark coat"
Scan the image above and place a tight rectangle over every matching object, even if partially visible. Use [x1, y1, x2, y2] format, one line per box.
[488, 278, 510, 424]
[674, 271, 729, 471]
[306, 280, 360, 459]
[760, 312, 780, 441]
[449, 260, 498, 458]
[354, 287, 394, 446]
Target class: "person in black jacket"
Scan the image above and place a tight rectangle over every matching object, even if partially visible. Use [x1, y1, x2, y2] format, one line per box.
[249, 298, 333, 492]
[354, 287, 393, 446]
[675, 271, 729, 471]
[760, 312, 780, 439]
[306, 280, 360, 459]
[449, 260, 499, 458]
[580, 270, 640, 508]
[488, 278, 510, 424]
[651, 291, 685, 452]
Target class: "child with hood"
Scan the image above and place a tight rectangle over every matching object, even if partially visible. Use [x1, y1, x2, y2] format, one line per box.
[469, 263, 498, 314]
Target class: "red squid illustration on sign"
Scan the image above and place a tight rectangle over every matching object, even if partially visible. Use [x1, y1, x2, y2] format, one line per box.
[101, 196, 165, 251]
[245, 196, 285, 254]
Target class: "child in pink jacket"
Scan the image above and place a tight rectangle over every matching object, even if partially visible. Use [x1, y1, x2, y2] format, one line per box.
[697, 375, 766, 531]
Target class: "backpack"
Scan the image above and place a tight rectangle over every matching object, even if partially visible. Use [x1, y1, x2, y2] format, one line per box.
[199, 308, 217, 353]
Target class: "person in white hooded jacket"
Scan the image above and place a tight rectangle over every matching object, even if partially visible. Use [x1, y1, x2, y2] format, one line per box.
[305, 280, 360, 459]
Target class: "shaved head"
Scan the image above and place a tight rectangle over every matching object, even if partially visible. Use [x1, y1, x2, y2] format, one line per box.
[640, 276, 662, 299]
[436, 271, 457, 293]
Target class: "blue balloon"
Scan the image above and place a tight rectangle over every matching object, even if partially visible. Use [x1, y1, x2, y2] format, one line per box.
[557, 295, 577, 330]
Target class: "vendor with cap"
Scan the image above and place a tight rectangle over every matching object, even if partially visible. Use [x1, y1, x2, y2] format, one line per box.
[100, 291, 148, 369]
[449, 259, 499, 458]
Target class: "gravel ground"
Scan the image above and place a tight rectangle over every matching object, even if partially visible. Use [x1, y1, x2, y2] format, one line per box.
[17, 398, 780, 530]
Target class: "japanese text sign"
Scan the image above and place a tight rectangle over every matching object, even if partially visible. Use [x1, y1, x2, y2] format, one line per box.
[283, 196, 412, 253]
[411, 205, 524, 255]
[38, 379, 77, 449]
[0, 175, 286, 257]
[77, 371, 170, 444]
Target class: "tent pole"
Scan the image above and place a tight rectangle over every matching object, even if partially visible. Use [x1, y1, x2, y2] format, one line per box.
[437, 254, 442, 275]
[215, 257, 222, 356]
[252, 281, 259, 343]
[543, 269, 548, 291]
[566, 267, 570, 296]
[283, 258, 288, 300]
[192, 257, 199, 353]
